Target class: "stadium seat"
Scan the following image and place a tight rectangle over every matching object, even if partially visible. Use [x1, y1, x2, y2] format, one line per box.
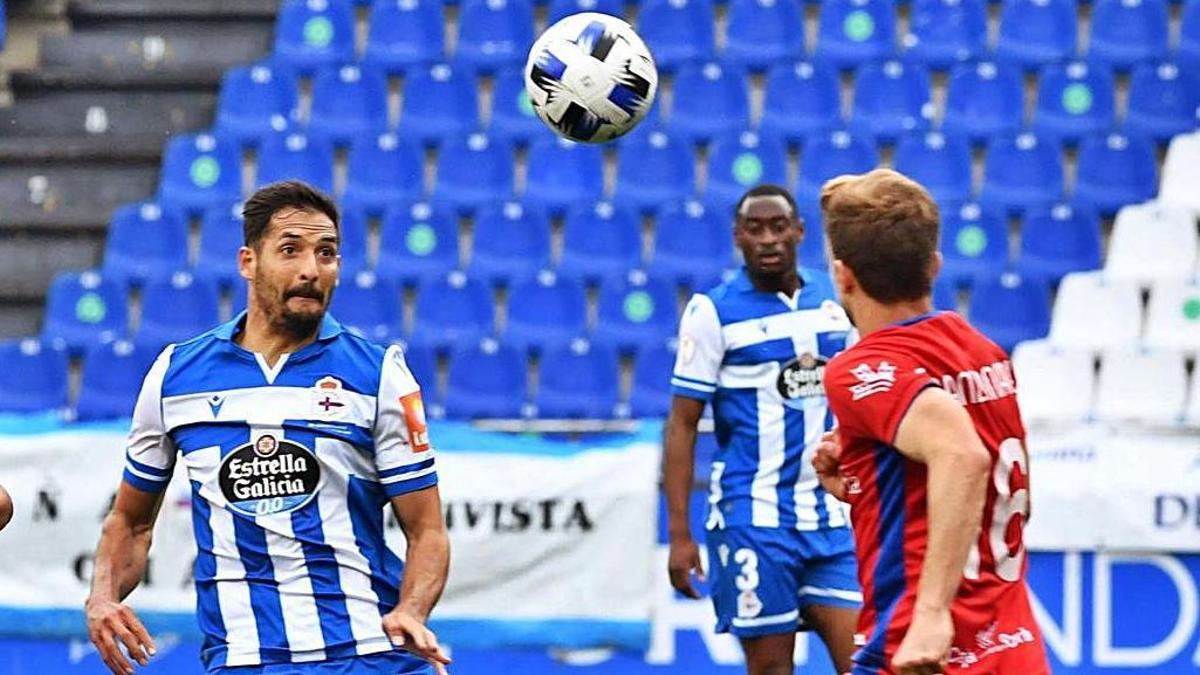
[637, 0, 714, 71]
[432, 132, 515, 213]
[795, 198, 829, 269]
[1010, 340, 1095, 424]
[1144, 278, 1200, 354]
[158, 133, 243, 215]
[1094, 347, 1188, 424]
[342, 132, 425, 215]
[330, 270, 401, 343]
[1048, 271, 1143, 352]
[535, 339, 621, 418]
[943, 61, 1025, 144]
[629, 339, 677, 418]
[255, 133, 335, 193]
[336, 205, 371, 273]
[42, 271, 127, 354]
[933, 276, 959, 311]
[994, 0, 1077, 70]
[102, 202, 189, 288]
[76, 339, 160, 421]
[722, 0, 804, 71]
[488, 69, 547, 147]
[548, 0, 625, 24]
[1105, 201, 1199, 285]
[939, 202, 1009, 286]
[504, 271, 588, 354]
[651, 200, 733, 287]
[1124, 63, 1200, 143]
[376, 202, 460, 287]
[967, 272, 1051, 352]
[560, 201, 643, 285]
[396, 340, 439, 400]
[410, 271, 495, 352]
[706, 131, 789, 213]
[443, 338, 527, 419]
[524, 137, 605, 214]
[849, 60, 933, 142]
[1034, 62, 1117, 145]
[273, 0, 357, 74]
[1159, 131, 1200, 213]
[892, 131, 973, 205]
[468, 201, 551, 286]
[363, 0, 445, 73]
[307, 64, 390, 147]
[196, 203, 246, 289]
[456, 0, 535, 73]
[1180, 0, 1200, 72]
[795, 130, 880, 204]
[1073, 133, 1158, 217]
[399, 63, 479, 147]
[0, 338, 69, 414]
[814, 0, 897, 69]
[980, 133, 1063, 217]
[215, 62, 298, 147]
[901, 0, 987, 70]
[668, 63, 750, 145]
[138, 273, 222, 347]
[759, 61, 842, 148]
[613, 130, 696, 213]
[1088, 0, 1169, 71]
[1017, 203, 1103, 283]
[592, 270, 679, 354]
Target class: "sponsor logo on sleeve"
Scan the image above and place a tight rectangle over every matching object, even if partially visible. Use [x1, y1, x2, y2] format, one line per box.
[848, 361, 897, 400]
[400, 391, 431, 452]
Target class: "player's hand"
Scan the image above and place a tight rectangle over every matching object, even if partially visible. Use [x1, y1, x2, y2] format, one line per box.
[382, 608, 452, 675]
[891, 606, 954, 675]
[667, 537, 706, 599]
[85, 596, 156, 674]
[813, 428, 848, 501]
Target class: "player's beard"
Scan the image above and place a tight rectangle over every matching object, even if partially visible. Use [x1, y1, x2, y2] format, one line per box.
[254, 275, 333, 341]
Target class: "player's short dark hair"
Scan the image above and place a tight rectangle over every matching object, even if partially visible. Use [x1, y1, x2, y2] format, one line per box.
[242, 180, 340, 250]
[820, 169, 940, 304]
[733, 184, 798, 222]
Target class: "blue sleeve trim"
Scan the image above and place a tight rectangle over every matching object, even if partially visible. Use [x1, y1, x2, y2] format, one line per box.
[123, 470, 170, 494]
[383, 471, 438, 498]
[379, 457, 436, 479]
[126, 454, 171, 478]
[670, 373, 717, 388]
[671, 384, 714, 402]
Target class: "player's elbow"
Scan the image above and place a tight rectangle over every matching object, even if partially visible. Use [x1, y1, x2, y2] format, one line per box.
[0, 484, 12, 531]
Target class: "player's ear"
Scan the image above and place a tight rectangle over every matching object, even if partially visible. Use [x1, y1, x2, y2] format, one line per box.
[237, 245, 256, 283]
[929, 251, 944, 280]
[831, 259, 855, 295]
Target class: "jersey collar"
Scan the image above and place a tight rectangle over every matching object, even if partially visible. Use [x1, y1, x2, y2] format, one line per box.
[215, 311, 345, 343]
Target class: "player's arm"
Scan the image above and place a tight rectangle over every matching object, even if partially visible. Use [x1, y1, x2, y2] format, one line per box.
[385, 487, 451, 674]
[0, 483, 11, 531]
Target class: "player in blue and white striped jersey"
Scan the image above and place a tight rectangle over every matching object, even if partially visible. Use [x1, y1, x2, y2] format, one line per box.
[85, 182, 450, 675]
[664, 185, 861, 675]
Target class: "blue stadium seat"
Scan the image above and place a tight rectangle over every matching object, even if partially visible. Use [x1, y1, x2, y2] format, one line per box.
[668, 63, 750, 145]
[456, 0, 535, 73]
[505, 271, 588, 354]
[939, 202, 1008, 286]
[902, 0, 987, 70]
[376, 202, 459, 287]
[560, 201, 643, 285]
[933, 276, 958, 312]
[1034, 62, 1116, 145]
[613, 130, 696, 213]
[273, 0, 357, 74]
[432, 133, 515, 213]
[330, 270, 401, 343]
[967, 272, 1051, 352]
[488, 69, 546, 147]
[943, 61, 1025, 144]
[363, 0, 444, 74]
[336, 205, 371, 273]
[76, 339, 160, 421]
[102, 202, 189, 288]
[629, 339, 677, 417]
[158, 133, 242, 215]
[0, 0, 5, 52]
[548, 0, 624, 23]
[1017, 203, 1102, 282]
[138, 273, 222, 347]
[814, 0, 897, 69]
[1073, 132, 1158, 216]
[1180, 0, 1200, 72]
[0, 339, 69, 414]
[759, 61, 842, 148]
[795, 130, 880, 204]
[637, 0, 714, 71]
[443, 338, 527, 419]
[400, 63, 479, 147]
[254, 133, 335, 193]
[980, 133, 1064, 217]
[892, 131, 973, 205]
[850, 60, 933, 142]
[1124, 62, 1200, 143]
[196, 203, 245, 289]
[795, 198, 829, 268]
[723, 0, 803, 71]
[1089, 0, 1168, 71]
[524, 138, 605, 214]
[42, 271, 127, 354]
[342, 132, 425, 215]
[395, 340, 438, 400]
[468, 201, 551, 286]
[651, 200, 732, 287]
[994, 0, 1077, 70]
[592, 270, 679, 354]
[307, 64, 390, 147]
[215, 62, 298, 147]
[706, 131, 789, 213]
[535, 339, 620, 418]
[410, 271, 495, 352]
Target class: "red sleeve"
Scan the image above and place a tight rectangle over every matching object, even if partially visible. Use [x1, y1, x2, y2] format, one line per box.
[825, 346, 940, 445]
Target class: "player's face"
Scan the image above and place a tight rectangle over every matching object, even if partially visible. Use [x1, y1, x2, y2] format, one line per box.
[245, 208, 340, 338]
[735, 196, 802, 276]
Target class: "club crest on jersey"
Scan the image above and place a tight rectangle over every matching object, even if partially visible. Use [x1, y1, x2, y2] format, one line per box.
[777, 352, 828, 408]
[219, 435, 322, 517]
[311, 376, 347, 419]
[400, 391, 431, 452]
[849, 361, 897, 400]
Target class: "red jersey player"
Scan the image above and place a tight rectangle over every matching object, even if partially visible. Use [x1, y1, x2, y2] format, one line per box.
[813, 170, 1050, 675]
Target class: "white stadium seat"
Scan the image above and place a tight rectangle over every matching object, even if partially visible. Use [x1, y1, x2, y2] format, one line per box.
[1144, 277, 1200, 354]
[1048, 271, 1143, 351]
[1104, 201, 1199, 286]
[1011, 339, 1096, 425]
[1094, 347, 1189, 425]
[1159, 131, 1200, 214]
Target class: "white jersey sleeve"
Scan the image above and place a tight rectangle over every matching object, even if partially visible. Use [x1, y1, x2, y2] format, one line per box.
[373, 345, 438, 498]
[122, 345, 177, 493]
[671, 293, 724, 401]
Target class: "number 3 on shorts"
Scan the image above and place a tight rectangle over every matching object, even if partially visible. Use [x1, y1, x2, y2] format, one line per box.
[734, 547, 764, 618]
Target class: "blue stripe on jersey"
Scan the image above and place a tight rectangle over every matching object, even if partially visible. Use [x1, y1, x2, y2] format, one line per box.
[126, 454, 170, 477]
[191, 481, 228, 671]
[778, 405, 805, 527]
[347, 476, 403, 614]
[864, 444, 910, 661]
[379, 457, 435, 479]
[711, 388, 758, 526]
[723, 338, 797, 366]
[817, 331, 848, 359]
[122, 468, 169, 493]
[231, 515, 291, 663]
[672, 373, 717, 387]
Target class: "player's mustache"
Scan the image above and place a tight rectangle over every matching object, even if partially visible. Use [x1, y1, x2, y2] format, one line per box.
[285, 285, 324, 301]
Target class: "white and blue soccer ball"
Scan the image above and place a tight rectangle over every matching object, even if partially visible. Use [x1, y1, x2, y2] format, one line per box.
[524, 13, 658, 144]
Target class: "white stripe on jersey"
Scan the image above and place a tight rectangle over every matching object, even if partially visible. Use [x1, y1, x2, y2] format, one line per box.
[162, 386, 377, 431]
[751, 387, 786, 528]
[722, 309, 848, 352]
[717, 362, 779, 390]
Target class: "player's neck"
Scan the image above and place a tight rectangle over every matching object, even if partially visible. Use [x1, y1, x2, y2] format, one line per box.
[746, 267, 801, 296]
[236, 306, 319, 366]
[852, 297, 935, 338]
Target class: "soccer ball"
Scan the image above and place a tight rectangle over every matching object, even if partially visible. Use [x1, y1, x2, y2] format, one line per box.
[524, 13, 658, 144]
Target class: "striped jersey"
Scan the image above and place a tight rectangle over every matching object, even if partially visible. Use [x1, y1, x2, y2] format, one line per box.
[671, 267, 854, 532]
[122, 313, 437, 671]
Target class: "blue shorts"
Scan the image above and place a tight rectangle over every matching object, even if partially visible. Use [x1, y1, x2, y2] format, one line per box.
[706, 526, 862, 639]
[211, 650, 433, 674]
